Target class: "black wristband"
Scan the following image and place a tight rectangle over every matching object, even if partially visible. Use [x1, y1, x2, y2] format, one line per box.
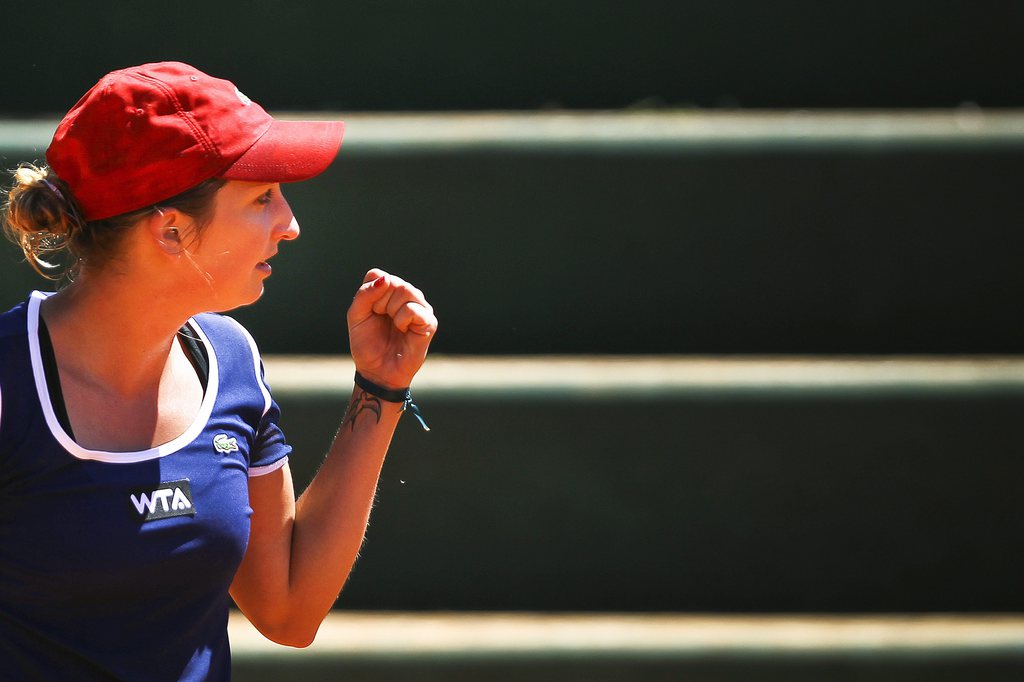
[354, 371, 410, 403]
[353, 371, 429, 431]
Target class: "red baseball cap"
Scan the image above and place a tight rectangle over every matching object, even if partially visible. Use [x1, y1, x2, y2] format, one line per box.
[46, 61, 345, 222]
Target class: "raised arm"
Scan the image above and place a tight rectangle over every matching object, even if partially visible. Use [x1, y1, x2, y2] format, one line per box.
[230, 269, 437, 647]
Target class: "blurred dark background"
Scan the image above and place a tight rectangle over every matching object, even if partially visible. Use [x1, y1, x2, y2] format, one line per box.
[1, 1, 1023, 620]
[3, 1, 1024, 113]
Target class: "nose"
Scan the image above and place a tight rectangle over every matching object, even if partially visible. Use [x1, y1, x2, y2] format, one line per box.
[281, 216, 301, 241]
[275, 194, 300, 241]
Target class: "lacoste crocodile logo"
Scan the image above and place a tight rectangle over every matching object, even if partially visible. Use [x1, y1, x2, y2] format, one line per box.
[213, 434, 239, 454]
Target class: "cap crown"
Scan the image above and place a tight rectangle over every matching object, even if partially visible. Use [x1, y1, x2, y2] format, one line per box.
[47, 62, 273, 221]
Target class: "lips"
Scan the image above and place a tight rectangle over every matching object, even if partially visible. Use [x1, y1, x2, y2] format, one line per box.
[257, 252, 277, 270]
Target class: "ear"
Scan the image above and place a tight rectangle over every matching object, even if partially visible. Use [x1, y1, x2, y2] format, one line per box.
[146, 208, 185, 255]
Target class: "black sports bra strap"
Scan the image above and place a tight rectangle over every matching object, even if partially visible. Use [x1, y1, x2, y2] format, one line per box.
[37, 316, 75, 438]
[178, 325, 210, 391]
[37, 319, 210, 440]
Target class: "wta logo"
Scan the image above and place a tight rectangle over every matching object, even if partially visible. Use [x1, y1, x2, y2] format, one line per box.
[129, 479, 196, 521]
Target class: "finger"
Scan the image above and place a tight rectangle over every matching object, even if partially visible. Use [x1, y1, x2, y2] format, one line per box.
[371, 277, 432, 321]
[371, 274, 409, 315]
[362, 267, 388, 284]
[392, 301, 438, 336]
[384, 282, 430, 320]
[348, 273, 391, 327]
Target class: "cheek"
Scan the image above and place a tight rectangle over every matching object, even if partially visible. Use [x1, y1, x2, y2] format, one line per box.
[193, 220, 266, 260]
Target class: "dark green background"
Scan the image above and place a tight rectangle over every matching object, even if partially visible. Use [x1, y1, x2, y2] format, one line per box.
[2, 1, 1023, 113]
[5, 142, 1023, 355]
[283, 388, 1024, 612]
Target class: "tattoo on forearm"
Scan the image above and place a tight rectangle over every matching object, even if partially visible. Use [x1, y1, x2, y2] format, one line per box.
[343, 391, 382, 431]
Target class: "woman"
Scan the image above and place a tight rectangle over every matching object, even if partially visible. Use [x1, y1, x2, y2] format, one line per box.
[0, 62, 436, 680]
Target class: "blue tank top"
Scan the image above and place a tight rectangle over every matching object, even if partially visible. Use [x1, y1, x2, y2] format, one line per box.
[0, 291, 291, 680]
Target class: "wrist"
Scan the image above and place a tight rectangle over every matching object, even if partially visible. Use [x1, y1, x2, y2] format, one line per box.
[353, 371, 411, 403]
[353, 372, 430, 432]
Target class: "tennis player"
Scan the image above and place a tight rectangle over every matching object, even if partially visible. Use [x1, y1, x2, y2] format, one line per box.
[0, 61, 436, 680]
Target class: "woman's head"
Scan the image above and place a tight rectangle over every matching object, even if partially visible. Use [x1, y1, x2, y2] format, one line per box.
[3, 61, 344, 278]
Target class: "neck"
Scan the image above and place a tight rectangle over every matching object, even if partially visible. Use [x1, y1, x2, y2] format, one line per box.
[40, 271, 198, 396]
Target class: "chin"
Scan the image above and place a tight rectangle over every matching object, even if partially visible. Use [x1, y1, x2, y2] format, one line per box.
[209, 286, 265, 313]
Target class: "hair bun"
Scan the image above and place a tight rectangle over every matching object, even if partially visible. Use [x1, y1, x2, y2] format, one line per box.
[3, 164, 83, 277]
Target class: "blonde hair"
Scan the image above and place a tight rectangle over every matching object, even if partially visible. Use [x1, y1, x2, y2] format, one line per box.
[3, 163, 226, 280]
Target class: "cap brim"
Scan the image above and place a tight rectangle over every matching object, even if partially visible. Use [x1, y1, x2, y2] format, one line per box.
[221, 119, 345, 183]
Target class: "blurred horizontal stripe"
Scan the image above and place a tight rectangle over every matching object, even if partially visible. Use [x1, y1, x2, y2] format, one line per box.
[6, 110, 1024, 155]
[264, 355, 1024, 399]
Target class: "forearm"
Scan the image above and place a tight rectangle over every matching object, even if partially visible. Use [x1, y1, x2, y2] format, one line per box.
[232, 387, 402, 646]
[288, 388, 402, 624]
